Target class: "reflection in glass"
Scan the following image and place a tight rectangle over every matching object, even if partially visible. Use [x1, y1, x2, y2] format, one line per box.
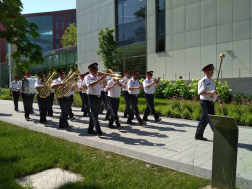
[56, 34, 59, 49]
[157, 0, 165, 14]
[123, 0, 146, 24]
[157, 13, 165, 39]
[73, 12, 76, 26]
[118, 3, 123, 25]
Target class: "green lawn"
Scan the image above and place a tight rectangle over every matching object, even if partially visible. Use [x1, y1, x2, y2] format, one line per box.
[0, 121, 209, 189]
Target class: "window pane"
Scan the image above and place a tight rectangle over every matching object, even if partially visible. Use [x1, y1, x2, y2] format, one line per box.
[157, 0, 165, 14]
[61, 14, 64, 29]
[157, 13, 165, 39]
[118, 3, 123, 25]
[56, 34, 59, 49]
[124, 56, 146, 76]
[55, 15, 58, 30]
[67, 13, 70, 27]
[156, 38, 165, 52]
[123, 0, 146, 24]
[72, 12, 76, 26]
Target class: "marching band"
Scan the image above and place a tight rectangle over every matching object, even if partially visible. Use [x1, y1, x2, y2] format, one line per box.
[10, 61, 224, 141]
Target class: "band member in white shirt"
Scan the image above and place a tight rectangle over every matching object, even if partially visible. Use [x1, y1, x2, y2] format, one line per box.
[128, 71, 146, 126]
[121, 70, 134, 122]
[195, 64, 224, 141]
[35, 72, 49, 125]
[78, 74, 86, 114]
[80, 72, 90, 117]
[51, 68, 73, 131]
[105, 75, 125, 130]
[142, 71, 161, 123]
[18, 72, 31, 120]
[10, 75, 20, 111]
[85, 63, 107, 137]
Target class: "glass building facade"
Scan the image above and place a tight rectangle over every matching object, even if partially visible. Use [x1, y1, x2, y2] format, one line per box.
[26, 16, 54, 52]
[116, 0, 147, 75]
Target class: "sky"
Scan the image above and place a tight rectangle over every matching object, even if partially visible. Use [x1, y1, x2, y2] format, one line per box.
[21, 0, 76, 14]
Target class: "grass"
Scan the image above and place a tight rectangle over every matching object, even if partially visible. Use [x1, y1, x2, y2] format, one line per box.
[0, 121, 209, 189]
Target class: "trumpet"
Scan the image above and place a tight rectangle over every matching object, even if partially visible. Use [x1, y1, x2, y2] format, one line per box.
[98, 69, 113, 76]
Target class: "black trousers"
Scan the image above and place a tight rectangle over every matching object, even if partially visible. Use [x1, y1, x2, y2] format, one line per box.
[100, 91, 108, 113]
[107, 97, 120, 127]
[129, 94, 143, 124]
[79, 91, 85, 112]
[195, 100, 215, 137]
[29, 93, 35, 113]
[68, 95, 74, 118]
[57, 97, 70, 128]
[21, 93, 31, 118]
[83, 93, 90, 115]
[123, 91, 134, 121]
[143, 93, 159, 121]
[88, 95, 102, 134]
[12, 91, 20, 110]
[37, 95, 48, 123]
[47, 92, 54, 116]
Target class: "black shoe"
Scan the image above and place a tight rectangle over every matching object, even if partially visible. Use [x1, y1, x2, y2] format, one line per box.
[66, 126, 73, 131]
[127, 120, 134, 125]
[100, 112, 104, 114]
[70, 116, 75, 121]
[140, 120, 146, 126]
[143, 119, 150, 122]
[98, 132, 106, 137]
[108, 124, 117, 129]
[87, 130, 97, 134]
[104, 117, 109, 121]
[15, 109, 19, 112]
[195, 135, 207, 141]
[26, 117, 31, 121]
[59, 125, 65, 129]
[155, 118, 162, 123]
[44, 122, 48, 126]
[48, 114, 53, 117]
[118, 125, 124, 130]
[83, 114, 89, 117]
[30, 111, 34, 115]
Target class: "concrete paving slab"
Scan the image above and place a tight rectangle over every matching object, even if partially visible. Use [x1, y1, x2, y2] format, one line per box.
[16, 168, 83, 189]
[1, 99, 252, 188]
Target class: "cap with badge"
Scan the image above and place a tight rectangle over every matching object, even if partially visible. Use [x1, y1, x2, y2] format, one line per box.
[14, 75, 19, 79]
[132, 71, 139, 75]
[146, 71, 153, 76]
[124, 70, 130, 74]
[37, 71, 45, 77]
[202, 64, 215, 72]
[22, 72, 28, 75]
[57, 68, 65, 74]
[88, 62, 98, 69]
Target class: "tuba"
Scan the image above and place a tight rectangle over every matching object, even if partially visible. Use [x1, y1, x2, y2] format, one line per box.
[39, 68, 57, 98]
[55, 65, 81, 98]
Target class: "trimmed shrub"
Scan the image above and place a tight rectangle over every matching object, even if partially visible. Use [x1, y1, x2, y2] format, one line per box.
[181, 108, 191, 119]
[192, 108, 202, 121]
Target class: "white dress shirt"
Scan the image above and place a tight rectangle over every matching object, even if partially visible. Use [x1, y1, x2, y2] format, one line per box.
[35, 80, 44, 94]
[81, 79, 87, 93]
[84, 74, 103, 95]
[18, 80, 26, 93]
[101, 77, 110, 92]
[77, 79, 83, 91]
[10, 81, 19, 91]
[198, 76, 216, 101]
[128, 78, 140, 95]
[51, 77, 71, 97]
[105, 79, 122, 98]
[121, 77, 130, 91]
[142, 78, 156, 94]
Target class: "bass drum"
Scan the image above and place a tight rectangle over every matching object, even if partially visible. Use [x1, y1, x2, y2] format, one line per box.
[22, 77, 37, 94]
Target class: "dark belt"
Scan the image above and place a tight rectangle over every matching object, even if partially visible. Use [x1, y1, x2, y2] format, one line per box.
[129, 94, 138, 97]
[88, 94, 100, 98]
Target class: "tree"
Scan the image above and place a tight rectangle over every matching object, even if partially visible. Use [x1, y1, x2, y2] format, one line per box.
[97, 27, 120, 69]
[60, 23, 77, 48]
[134, 7, 146, 20]
[0, 0, 44, 68]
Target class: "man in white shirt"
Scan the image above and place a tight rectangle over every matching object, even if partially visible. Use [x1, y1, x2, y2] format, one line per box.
[65, 73, 77, 121]
[28, 72, 35, 115]
[195, 64, 224, 141]
[142, 71, 161, 123]
[80, 72, 89, 117]
[128, 71, 146, 126]
[105, 76, 125, 130]
[18, 72, 31, 120]
[10, 75, 20, 111]
[85, 63, 107, 137]
[51, 68, 73, 131]
[121, 70, 134, 122]
[35, 72, 49, 125]
[78, 74, 85, 114]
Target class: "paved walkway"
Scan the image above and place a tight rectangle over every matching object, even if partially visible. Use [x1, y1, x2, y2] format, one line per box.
[0, 99, 251, 188]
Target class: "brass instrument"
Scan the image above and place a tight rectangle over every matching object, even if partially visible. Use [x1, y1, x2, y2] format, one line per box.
[55, 65, 81, 98]
[38, 68, 57, 98]
[98, 69, 113, 77]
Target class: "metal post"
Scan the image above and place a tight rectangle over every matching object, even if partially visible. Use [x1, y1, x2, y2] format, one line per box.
[8, 43, 11, 87]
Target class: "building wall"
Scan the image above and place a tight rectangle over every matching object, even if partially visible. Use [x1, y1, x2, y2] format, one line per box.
[76, 0, 115, 73]
[148, 0, 252, 81]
